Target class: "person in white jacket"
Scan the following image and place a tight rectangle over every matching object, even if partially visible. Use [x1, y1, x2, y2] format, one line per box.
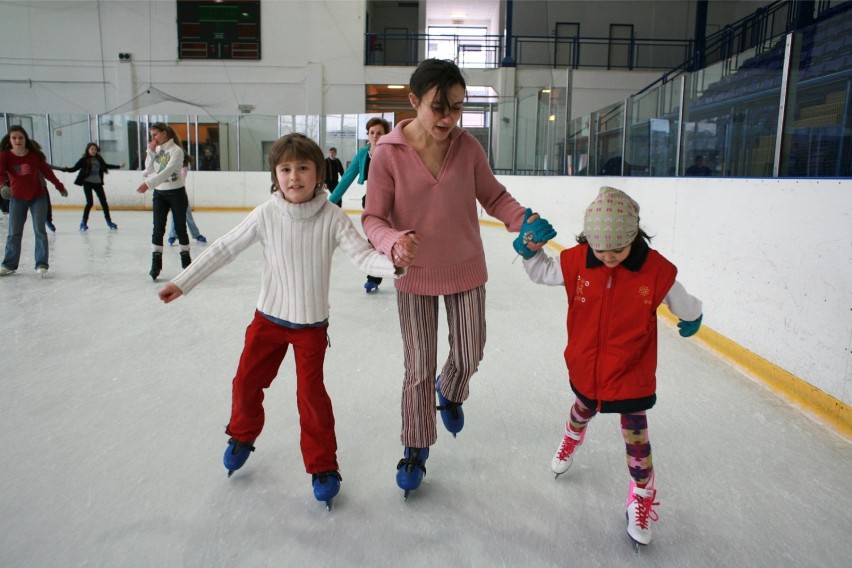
[157, 133, 402, 510]
[136, 122, 191, 279]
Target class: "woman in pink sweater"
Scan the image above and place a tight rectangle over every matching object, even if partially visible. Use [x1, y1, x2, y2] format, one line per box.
[362, 59, 556, 498]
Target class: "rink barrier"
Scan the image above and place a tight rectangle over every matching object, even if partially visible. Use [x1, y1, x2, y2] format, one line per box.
[658, 307, 852, 440]
[46, 205, 852, 440]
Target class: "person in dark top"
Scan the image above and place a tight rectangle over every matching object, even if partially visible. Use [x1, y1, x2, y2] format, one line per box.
[324, 147, 344, 191]
[685, 155, 712, 176]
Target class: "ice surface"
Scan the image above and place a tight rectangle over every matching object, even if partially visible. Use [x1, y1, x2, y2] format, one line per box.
[2, 208, 851, 567]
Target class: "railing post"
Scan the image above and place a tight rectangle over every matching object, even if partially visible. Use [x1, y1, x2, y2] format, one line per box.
[501, 0, 516, 67]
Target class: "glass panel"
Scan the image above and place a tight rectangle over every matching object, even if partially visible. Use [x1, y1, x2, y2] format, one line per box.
[625, 79, 682, 176]
[238, 114, 280, 172]
[780, 12, 852, 177]
[682, 35, 785, 177]
[96, 115, 133, 170]
[565, 115, 590, 175]
[45, 114, 90, 168]
[595, 101, 624, 175]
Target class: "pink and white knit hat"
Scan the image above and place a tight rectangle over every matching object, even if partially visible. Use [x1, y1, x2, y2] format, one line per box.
[583, 186, 640, 251]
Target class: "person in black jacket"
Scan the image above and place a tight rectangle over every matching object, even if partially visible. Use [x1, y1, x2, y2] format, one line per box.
[62, 143, 124, 231]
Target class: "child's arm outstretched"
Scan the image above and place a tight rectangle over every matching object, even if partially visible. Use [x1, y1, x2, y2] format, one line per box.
[663, 281, 703, 337]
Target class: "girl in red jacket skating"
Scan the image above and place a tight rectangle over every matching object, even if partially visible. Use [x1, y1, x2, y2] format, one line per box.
[514, 186, 703, 547]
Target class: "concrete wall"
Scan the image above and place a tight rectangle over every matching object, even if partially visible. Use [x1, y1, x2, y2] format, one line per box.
[49, 171, 852, 409]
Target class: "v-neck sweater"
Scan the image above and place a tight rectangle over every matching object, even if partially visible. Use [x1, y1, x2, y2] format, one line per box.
[362, 119, 526, 296]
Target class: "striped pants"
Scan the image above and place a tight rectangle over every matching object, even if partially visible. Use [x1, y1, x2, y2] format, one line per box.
[396, 286, 486, 448]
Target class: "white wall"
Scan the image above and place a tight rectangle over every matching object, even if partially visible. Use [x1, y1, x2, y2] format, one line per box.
[52, 171, 852, 408]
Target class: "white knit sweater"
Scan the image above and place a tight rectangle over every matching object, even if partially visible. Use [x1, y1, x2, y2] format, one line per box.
[142, 139, 185, 191]
[172, 190, 399, 324]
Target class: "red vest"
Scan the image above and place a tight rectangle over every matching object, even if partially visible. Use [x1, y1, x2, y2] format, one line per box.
[559, 243, 677, 412]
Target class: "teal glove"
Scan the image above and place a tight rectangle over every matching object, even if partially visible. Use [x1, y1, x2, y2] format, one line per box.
[677, 314, 702, 337]
[513, 208, 556, 259]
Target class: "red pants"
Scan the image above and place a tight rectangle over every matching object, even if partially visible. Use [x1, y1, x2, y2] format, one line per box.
[225, 311, 337, 473]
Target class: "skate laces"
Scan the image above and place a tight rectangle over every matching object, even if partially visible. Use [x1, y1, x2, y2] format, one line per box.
[556, 431, 582, 460]
[634, 488, 659, 529]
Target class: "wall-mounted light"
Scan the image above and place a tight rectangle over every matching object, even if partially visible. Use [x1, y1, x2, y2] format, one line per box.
[118, 52, 132, 61]
[387, 85, 405, 89]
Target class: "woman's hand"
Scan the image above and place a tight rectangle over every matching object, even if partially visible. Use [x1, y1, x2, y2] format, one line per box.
[136, 182, 149, 194]
[392, 232, 419, 267]
[158, 283, 183, 303]
[147, 138, 157, 152]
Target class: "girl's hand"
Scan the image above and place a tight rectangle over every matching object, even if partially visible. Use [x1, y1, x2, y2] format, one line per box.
[136, 182, 149, 194]
[392, 232, 419, 267]
[158, 283, 183, 303]
[147, 138, 157, 152]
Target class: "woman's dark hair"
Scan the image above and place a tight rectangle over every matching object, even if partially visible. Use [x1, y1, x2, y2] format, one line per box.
[82, 142, 100, 158]
[0, 125, 45, 159]
[267, 133, 325, 193]
[150, 122, 183, 149]
[366, 117, 391, 134]
[409, 59, 467, 115]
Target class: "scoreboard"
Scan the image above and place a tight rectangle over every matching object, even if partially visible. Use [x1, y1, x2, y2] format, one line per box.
[176, 0, 261, 60]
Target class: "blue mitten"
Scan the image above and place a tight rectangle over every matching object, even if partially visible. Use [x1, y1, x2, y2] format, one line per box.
[677, 314, 703, 337]
[513, 208, 556, 258]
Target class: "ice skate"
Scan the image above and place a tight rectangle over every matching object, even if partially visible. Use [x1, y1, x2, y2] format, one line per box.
[551, 427, 586, 478]
[0, 266, 15, 276]
[180, 251, 192, 269]
[435, 376, 463, 437]
[626, 474, 658, 548]
[107, 221, 118, 230]
[149, 252, 162, 281]
[196, 235, 207, 244]
[79, 222, 88, 232]
[36, 267, 48, 278]
[223, 438, 255, 477]
[396, 447, 429, 499]
[167, 236, 176, 246]
[364, 280, 379, 293]
[312, 470, 342, 510]
[46, 221, 56, 233]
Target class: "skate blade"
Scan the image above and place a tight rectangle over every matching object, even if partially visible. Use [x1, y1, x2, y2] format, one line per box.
[227, 470, 234, 478]
[403, 490, 410, 500]
[325, 499, 333, 511]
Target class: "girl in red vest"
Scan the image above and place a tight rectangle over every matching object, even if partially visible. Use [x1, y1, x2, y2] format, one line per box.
[514, 186, 703, 547]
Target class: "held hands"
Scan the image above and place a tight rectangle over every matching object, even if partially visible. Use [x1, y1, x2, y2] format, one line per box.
[158, 283, 183, 303]
[677, 314, 703, 337]
[513, 208, 557, 259]
[391, 232, 419, 268]
[59, 188, 68, 197]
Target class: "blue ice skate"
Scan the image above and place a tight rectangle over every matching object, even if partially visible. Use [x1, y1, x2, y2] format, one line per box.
[396, 447, 429, 500]
[364, 280, 379, 293]
[312, 470, 342, 510]
[223, 438, 255, 477]
[436, 376, 464, 437]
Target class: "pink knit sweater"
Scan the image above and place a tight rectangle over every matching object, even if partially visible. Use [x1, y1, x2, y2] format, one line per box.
[362, 119, 526, 295]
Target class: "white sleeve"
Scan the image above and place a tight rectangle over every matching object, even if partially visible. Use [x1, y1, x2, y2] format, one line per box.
[171, 209, 261, 294]
[522, 249, 565, 286]
[334, 210, 399, 278]
[662, 280, 703, 321]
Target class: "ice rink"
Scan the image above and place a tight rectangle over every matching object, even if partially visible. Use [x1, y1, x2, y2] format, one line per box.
[2, 207, 851, 567]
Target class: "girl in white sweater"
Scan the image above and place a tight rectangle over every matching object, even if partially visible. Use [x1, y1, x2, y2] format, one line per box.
[157, 133, 401, 510]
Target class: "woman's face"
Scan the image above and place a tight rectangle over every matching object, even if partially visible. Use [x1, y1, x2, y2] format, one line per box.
[87, 145, 98, 157]
[410, 83, 465, 142]
[149, 128, 169, 146]
[367, 125, 387, 147]
[9, 131, 27, 152]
